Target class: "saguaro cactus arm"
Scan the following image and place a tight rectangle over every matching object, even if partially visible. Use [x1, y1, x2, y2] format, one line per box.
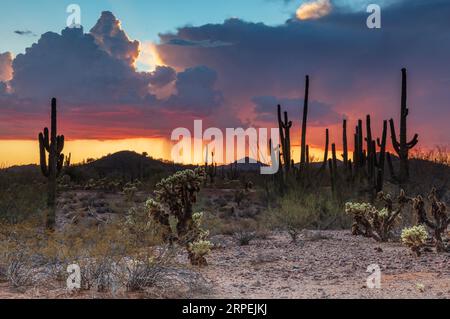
[39, 132, 49, 177]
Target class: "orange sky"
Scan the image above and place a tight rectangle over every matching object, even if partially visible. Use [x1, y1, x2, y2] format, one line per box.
[0, 138, 332, 167]
[0, 138, 170, 167]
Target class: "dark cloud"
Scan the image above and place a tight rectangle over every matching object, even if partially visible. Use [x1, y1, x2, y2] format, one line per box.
[0, 12, 236, 139]
[90, 11, 140, 66]
[10, 26, 150, 106]
[164, 38, 233, 48]
[157, 0, 450, 145]
[0, 82, 6, 94]
[164, 66, 223, 114]
[252, 96, 344, 126]
[7, 12, 222, 112]
[148, 66, 176, 88]
[14, 30, 37, 37]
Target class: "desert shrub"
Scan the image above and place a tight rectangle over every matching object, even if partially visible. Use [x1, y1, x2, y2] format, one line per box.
[0, 182, 45, 223]
[233, 230, 256, 246]
[263, 190, 346, 241]
[401, 225, 428, 257]
[0, 210, 174, 294]
[2, 250, 34, 289]
[123, 180, 142, 202]
[146, 168, 212, 266]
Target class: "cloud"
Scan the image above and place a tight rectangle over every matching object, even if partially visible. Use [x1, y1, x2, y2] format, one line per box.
[10, 26, 150, 106]
[1, 2, 449, 148]
[148, 66, 176, 88]
[164, 66, 223, 114]
[90, 11, 140, 66]
[14, 30, 37, 37]
[296, 0, 332, 20]
[0, 12, 236, 139]
[0, 52, 13, 82]
[0, 82, 6, 94]
[164, 38, 233, 48]
[252, 96, 344, 126]
[156, 0, 450, 146]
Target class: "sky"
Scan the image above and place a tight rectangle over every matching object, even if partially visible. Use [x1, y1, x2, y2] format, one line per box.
[0, 0, 449, 165]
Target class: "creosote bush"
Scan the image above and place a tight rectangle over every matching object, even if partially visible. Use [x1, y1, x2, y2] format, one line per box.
[401, 225, 428, 257]
[234, 230, 257, 246]
[264, 190, 346, 242]
[0, 214, 173, 293]
[146, 168, 212, 266]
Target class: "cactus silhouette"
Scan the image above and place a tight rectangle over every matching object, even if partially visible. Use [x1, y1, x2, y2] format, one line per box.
[300, 75, 310, 166]
[342, 119, 348, 168]
[38, 98, 64, 230]
[277, 105, 292, 173]
[389, 68, 419, 183]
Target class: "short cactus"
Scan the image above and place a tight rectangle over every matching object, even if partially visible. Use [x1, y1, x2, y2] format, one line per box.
[146, 168, 211, 266]
[411, 188, 449, 252]
[345, 190, 408, 242]
[401, 225, 428, 257]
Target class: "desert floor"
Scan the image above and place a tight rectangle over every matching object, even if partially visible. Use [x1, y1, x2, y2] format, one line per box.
[0, 230, 448, 299]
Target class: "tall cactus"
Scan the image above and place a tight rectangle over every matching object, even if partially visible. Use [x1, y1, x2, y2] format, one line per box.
[342, 119, 348, 168]
[389, 68, 419, 183]
[366, 115, 375, 183]
[320, 128, 329, 171]
[39, 98, 64, 230]
[375, 120, 387, 192]
[277, 105, 292, 173]
[300, 75, 309, 166]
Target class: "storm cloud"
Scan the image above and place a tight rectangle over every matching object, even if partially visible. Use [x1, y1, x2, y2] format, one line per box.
[0, 11, 231, 139]
[1, 2, 449, 147]
[156, 0, 450, 146]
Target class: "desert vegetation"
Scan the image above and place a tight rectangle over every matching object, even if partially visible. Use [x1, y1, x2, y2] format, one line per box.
[0, 69, 448, 298]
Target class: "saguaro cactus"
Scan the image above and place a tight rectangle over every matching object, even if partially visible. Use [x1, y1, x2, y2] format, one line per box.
[342, 119, 348, 168]
[39, 98, 65, 230]
[389, 68, 419, 183]
[375, 120, 387, 192]
[320, 128, 329, 171]
[277, 105, 292, 173]
[300, 75, 310, 166]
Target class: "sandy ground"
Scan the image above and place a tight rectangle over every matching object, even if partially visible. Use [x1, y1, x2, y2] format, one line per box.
[199, 230, 449, 299]
[0, 230, 448, 299]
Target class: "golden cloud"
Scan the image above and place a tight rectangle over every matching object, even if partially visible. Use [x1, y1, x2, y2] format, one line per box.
[296, 0, 332, 20]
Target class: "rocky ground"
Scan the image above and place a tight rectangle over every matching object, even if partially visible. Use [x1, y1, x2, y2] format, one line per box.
[200, 230, 449, 299]
[0, 230, 448, 299]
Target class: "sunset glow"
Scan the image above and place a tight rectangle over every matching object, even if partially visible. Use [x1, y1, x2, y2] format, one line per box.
[0, 1, 449, 166]
[0, 138, 170, 167]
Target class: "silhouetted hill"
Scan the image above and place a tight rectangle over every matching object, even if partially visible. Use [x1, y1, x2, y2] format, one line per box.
[66, 151, 183, 181]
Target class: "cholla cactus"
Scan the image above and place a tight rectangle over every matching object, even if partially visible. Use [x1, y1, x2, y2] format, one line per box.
[411, 188, 449, 252]
[345, 192, 407, 242]
[146, 168, 211, 266]
[189, 240, 213, 263]
[401, 225, 428, 257]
